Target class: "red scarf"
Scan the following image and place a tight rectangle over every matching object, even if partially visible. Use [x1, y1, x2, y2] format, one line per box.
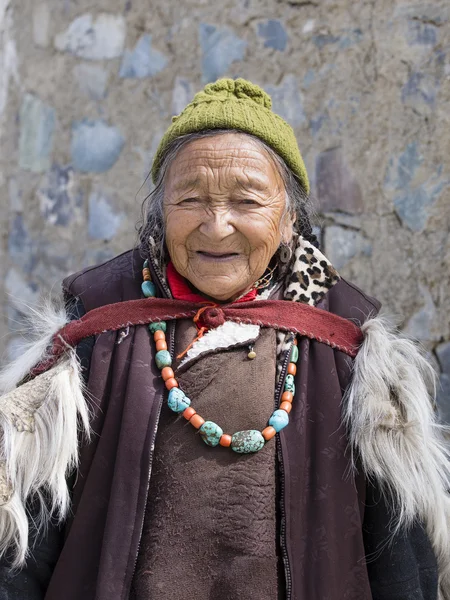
[166, 261, 257, 304]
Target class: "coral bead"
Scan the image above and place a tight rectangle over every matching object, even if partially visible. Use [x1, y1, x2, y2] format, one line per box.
[156, 340, 168, 351]
[154, 330, 166, 342]
[183, 407, 196, 420]
[219, 434, 232, 447]
[287, 363, 297, 376]
[262, 426, 277, 441]
[280, 401, 292, 414]
[189, 414, 205, 429]
[281, 391, 293, 403]
[161, 367, 175, 381]
[165, 377, 178, 390]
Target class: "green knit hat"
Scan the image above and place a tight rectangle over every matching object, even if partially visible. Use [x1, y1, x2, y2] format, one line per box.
[151, 78, 309, 194]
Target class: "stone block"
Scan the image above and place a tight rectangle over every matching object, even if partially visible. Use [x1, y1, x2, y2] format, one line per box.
[265, 75, 305, 127]
[324, 226, 372, 270]
[257, 20, 288, 51]
[88, 189, 125, 240]
[8, 214, 35, 273]
[33, 3, 50, 48]
[54, 13, 126, 60]
[38, 164, 83, 226]
[404, 286, 438, 342]
[401, 72, 438, 115]
[315, 148, 363, 214]
[73, 64, 108, 100]
[8, 178, 22, 212]
[5, 268, 39, 311]
[119, 34, 168, 78]
[172, 76, 194, 115]
[199, 23, 247, 83]
[19, 93, 55, 173]
[71, 120, 125, 173]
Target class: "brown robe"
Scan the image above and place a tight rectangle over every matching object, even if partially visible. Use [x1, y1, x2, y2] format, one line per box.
[43, 248, 380, 600]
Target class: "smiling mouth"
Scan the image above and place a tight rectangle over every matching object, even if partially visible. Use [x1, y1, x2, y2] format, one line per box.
[196, 251, 239, 262]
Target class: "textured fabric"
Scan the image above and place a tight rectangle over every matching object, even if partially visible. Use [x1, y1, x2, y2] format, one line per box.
[166, 260, 258, 303]
[131, 326, 279, 600]
[31, 296, 363, 379]
[151, 78, 310, 194]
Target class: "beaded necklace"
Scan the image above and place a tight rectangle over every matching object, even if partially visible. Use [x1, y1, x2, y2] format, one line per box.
[142, 260, 298, 454]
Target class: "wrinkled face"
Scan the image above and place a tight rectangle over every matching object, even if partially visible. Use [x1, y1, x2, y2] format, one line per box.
[163, 133, 294, 302]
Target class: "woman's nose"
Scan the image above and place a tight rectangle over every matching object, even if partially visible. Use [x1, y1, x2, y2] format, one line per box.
[198, 206, 235, 240]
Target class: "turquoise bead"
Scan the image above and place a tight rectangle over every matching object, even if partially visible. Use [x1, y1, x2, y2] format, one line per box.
[149, 321, 167, 334]
[155, 350, 172, 369]
[290, 344, 299, 364]
[142, 281, 156, 298]
[284, 374, 295, 393]
[231, 430, 265, 454]
[199, 421, 223, 447]
[167, 388, 190, 413]
[269, 409, 289, 432]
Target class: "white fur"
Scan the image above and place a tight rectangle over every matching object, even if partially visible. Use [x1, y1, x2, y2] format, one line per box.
[0, 299, 69, 394]
[180, 321, 260, 365]
[0, 350, 90, 567]
[344, 316, 450, 593]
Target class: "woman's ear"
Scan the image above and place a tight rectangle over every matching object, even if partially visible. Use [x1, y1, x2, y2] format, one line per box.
[280, 212, 296, 245]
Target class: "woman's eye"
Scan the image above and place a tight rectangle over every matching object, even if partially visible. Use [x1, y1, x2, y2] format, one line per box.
[180, 197, 200, 204]
[239, 199, 259, 205]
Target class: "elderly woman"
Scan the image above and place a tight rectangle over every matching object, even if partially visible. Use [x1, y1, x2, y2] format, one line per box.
[0, 78, 448, 600]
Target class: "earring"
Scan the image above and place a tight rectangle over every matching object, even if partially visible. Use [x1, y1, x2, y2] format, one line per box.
[279, 245, 292, 264]
[247, 345, 257, 360]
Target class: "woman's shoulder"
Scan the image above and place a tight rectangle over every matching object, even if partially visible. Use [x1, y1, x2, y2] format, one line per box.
[63, 248, 143, 312]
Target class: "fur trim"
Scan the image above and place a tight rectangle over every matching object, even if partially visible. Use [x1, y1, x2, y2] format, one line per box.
[180, 321, 260, 365]
[0, 299, 68, 394]
[0, 351, 90, 567]
[344, 316, 450, 593]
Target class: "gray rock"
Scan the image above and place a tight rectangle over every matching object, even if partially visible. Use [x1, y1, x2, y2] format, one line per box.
[436, 342, 450, 375]
[19, 93, 55, 173]
[405, 20, 437, 46]
[54, 13, 126, 60]
[316, 147, 364, 213]
[119, 34, 168, 78]
[73, 64, 109, 100]
[436, 374, 450, 424]
[394, 185, 434, 232]
[71, 120, 125, 173]
[404, 286, 438, 342]
[37, 164, 83, 226]
[88, 189, 125, 240]
[199, 23, 247, 83]
[83, 246, 117, 267]
[265, 74, 305, 127]
[172, 77, 194, 115]
[8, 214, 35, 272]
[324, 225, 372, 270]
[401, 72, 438, 115]
[8, 178, 23, 212]
[385, 142, 422, 191]
[33, 3, 50, 48]
[5, 268, 39, 311]
[257, 20, 288, 51]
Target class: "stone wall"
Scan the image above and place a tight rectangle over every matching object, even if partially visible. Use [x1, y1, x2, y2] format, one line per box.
[0, 0, 449, 418]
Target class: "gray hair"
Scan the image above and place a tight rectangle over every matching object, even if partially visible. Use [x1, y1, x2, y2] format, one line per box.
[138, 129, 317, 257]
